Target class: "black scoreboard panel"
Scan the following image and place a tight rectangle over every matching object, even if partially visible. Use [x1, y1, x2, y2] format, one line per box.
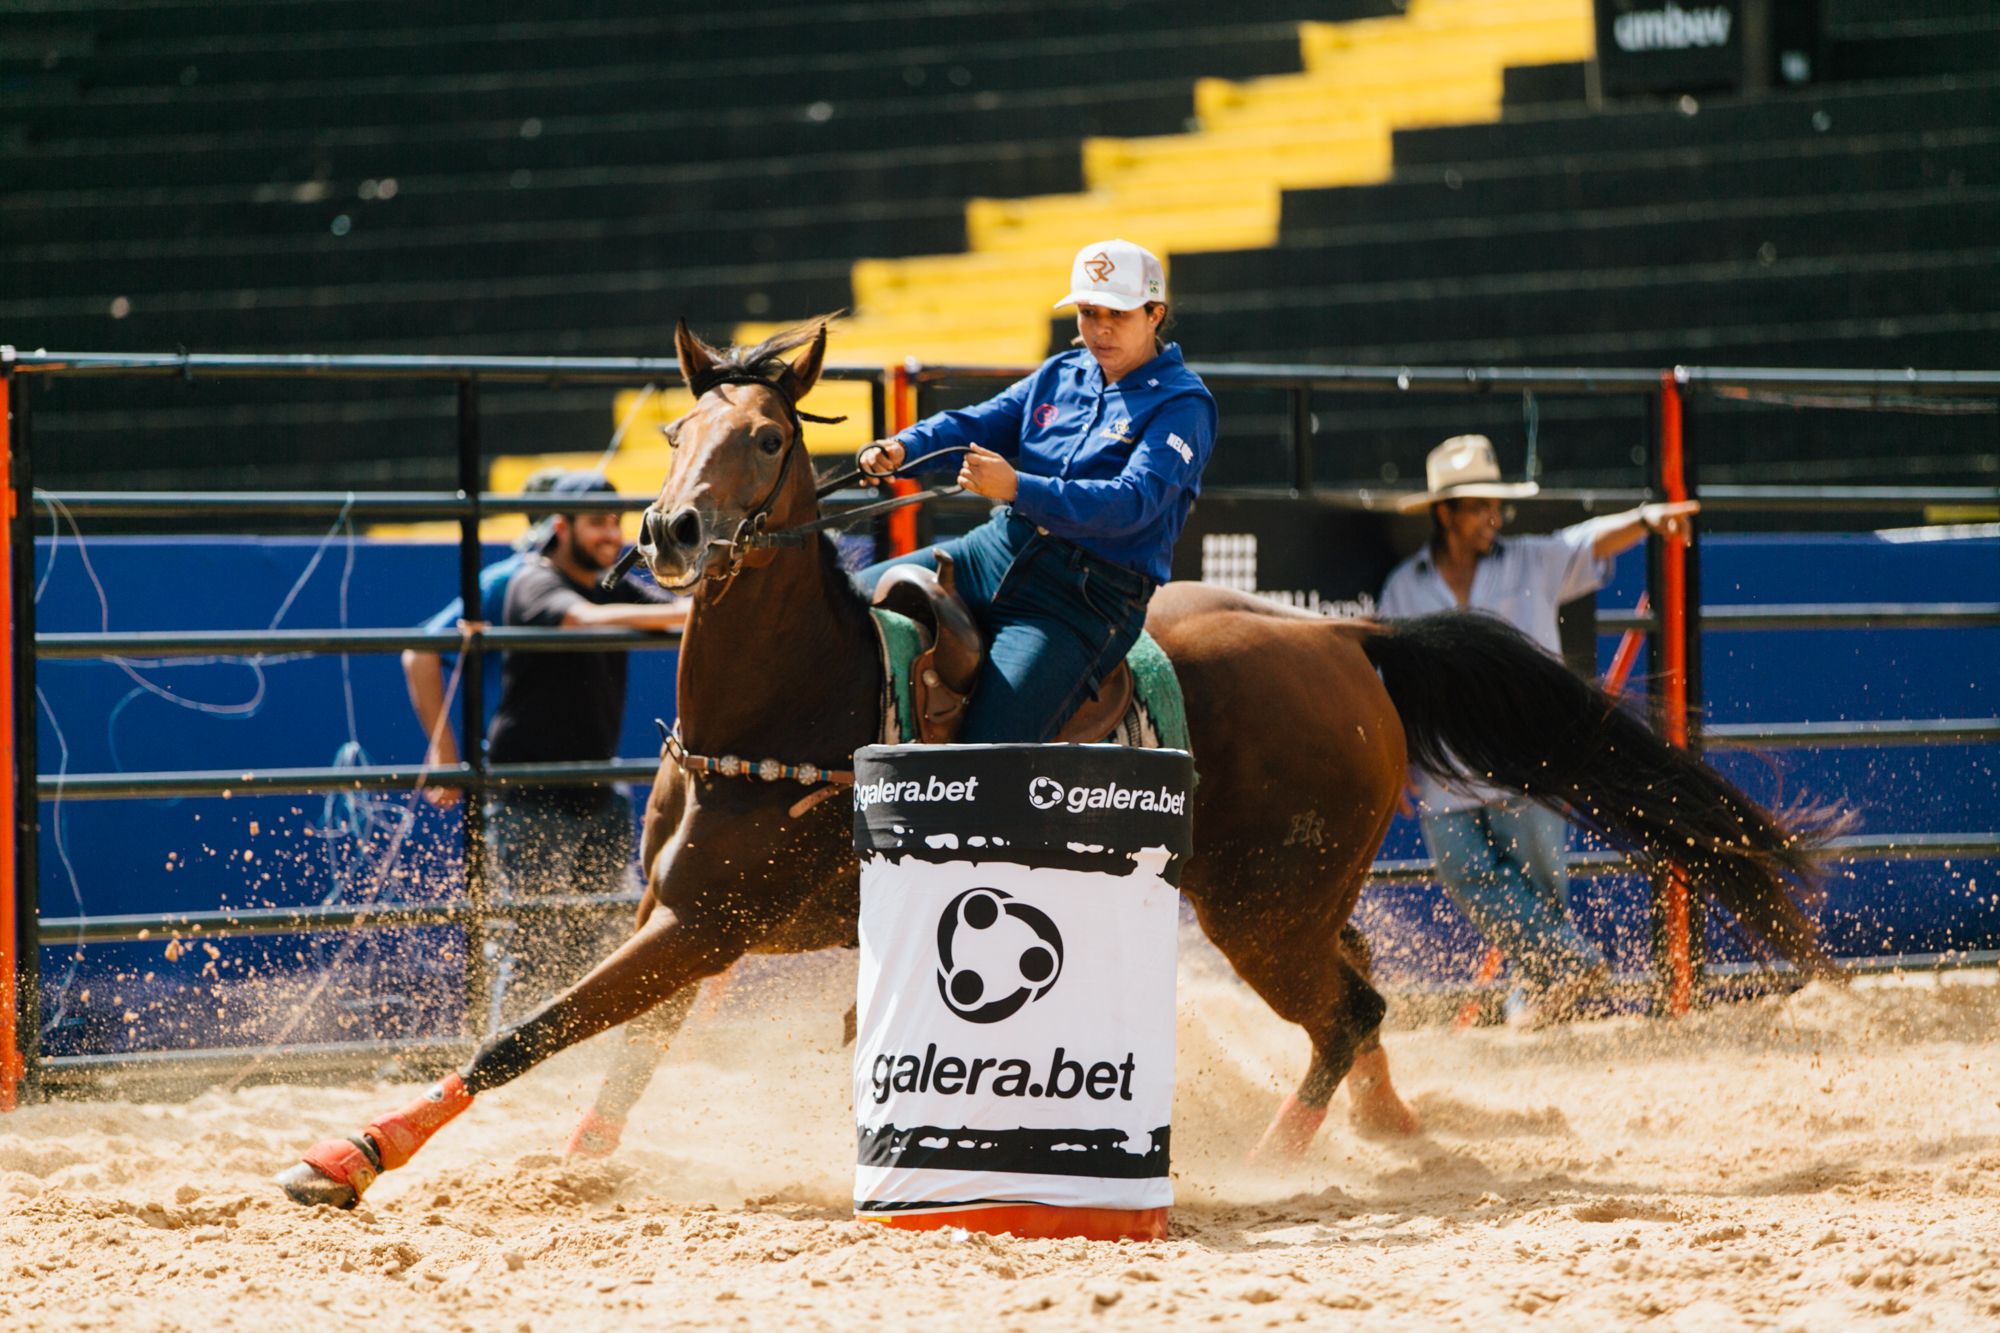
[1594, 0, 1824, 97]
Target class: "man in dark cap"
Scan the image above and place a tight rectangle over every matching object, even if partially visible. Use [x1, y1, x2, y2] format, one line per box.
[483, 470, 687, 1023]
[402, 465, 567, 810]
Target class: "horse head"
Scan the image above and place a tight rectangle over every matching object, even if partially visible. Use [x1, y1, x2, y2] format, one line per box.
[637, 317, 829, 593]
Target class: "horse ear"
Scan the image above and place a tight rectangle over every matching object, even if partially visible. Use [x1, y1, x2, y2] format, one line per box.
[777, 322, 828, 404]
[675, 317, 717, 391]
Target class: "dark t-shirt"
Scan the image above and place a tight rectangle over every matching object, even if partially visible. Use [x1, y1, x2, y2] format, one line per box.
[485, 558, 674, 767]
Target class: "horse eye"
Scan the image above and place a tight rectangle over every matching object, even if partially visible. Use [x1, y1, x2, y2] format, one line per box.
[758, 431, 784, 455]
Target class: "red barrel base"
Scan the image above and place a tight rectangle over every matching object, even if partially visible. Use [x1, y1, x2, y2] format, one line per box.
[857, 1204, 1167, 1243]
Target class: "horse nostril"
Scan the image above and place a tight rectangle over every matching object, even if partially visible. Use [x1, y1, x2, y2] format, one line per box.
[667, 508, 703, 550]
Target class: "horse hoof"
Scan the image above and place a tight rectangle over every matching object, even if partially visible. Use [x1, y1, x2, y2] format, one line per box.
[277, 1134, 381, 1208]
[566, 1106, 625, 1159]
[1247, 1093, 1329, 1166]
[275, 1161, 359, 1209]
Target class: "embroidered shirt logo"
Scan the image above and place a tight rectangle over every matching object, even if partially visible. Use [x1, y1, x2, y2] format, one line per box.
[1034, 404, 1060, 428]
[1166, 432, 1193, 465]
[1082, 251, 1116, 283]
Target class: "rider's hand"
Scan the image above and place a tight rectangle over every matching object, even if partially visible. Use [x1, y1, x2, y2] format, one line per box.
[1640, 499, 1701, 542]
[958, 444, 1019, 502]
[858, 439, 905, 486]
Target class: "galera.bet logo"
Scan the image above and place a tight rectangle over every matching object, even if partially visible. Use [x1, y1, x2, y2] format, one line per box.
[936, 889, 1065, 1024]
[1024, 775, 1187, 816]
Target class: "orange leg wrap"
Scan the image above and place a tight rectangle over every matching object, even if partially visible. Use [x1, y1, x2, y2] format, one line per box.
[565, 1106, 626, 1159]
[1247, 1093, 1329, 1164]
[363, 1073, 474, 1172]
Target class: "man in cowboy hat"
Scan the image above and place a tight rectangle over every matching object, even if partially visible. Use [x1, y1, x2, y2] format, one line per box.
[1380, 435, 1698, 1027]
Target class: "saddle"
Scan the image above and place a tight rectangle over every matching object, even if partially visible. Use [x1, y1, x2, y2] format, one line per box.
[870, 551, 1134, 746]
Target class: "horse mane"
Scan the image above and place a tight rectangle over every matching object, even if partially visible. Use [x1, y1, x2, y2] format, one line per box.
[680, 314, 876, 627]
[681, 314, 841, 393]
[818, 532, 873, 614]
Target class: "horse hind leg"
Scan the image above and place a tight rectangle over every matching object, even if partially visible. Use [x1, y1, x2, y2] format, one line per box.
[566, 981, 701, 1158]
[1332, 924, 1419, 1140]
[1246, 925, 1413, 1163]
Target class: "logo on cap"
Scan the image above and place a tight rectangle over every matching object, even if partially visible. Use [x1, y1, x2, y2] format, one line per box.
[1082, 251, 1116, 283]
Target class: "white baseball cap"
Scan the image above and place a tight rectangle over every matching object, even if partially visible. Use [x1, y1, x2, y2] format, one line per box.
[1054, 238, 1166, 312]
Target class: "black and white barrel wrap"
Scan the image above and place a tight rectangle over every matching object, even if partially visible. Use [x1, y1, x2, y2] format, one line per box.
[851, 743, 1194, 1217]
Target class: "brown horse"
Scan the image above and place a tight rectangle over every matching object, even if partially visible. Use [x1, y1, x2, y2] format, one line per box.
[278, 319, 1834, 1209]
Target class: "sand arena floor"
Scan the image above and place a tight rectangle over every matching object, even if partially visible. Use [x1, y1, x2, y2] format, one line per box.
[1, 948, 1998, 1332]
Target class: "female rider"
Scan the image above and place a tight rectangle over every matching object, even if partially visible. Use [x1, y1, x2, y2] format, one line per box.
[856, 238, 1216, 743]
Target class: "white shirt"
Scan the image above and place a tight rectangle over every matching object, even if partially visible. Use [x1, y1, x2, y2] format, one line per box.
[1379, 518, 1619, 813]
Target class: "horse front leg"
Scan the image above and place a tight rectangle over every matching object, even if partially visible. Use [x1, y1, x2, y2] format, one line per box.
[565, 981, 700, 1158]
[278, 901, 748, 1208]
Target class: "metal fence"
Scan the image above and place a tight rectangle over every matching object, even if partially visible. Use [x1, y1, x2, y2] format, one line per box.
[5, 348, 1997, 1098]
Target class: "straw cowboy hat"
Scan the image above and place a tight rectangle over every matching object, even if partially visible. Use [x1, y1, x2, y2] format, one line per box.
[1395, 435, 1539, 513]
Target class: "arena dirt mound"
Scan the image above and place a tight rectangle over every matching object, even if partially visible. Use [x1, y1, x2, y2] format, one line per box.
[1410, 1090, 1572, 1139]
[1569, 1196, 1684, 1223]
[424, 1158, 639, 1214]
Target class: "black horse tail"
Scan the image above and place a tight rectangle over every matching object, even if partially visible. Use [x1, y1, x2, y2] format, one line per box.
[1359, 610, 1840, 977]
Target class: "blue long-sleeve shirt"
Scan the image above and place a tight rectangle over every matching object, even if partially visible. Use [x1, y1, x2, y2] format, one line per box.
[893, 345, 1216, 583]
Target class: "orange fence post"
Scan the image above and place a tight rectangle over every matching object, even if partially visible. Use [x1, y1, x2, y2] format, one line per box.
[0, 369, 19, 1109]
[1602, 592, 1650, 698]
[885, 361, 920, 556]
[1657, 370, 1694, 1018]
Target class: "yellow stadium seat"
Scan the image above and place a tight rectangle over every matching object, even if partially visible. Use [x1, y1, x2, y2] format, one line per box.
[716, 0, 1599, 389]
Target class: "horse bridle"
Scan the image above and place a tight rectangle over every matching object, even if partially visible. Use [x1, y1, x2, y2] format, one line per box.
[599, 369, 967, 595]
[601, 366, 974, 816]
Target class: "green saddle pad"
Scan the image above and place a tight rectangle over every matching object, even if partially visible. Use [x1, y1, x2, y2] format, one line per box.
[869, 608, 1190, 755]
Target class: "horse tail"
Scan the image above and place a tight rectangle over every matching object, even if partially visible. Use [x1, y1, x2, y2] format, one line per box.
[1356, 610, 1840, 976]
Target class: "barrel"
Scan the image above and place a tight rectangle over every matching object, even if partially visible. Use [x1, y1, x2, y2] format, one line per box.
[850, 743, 1195, 1242]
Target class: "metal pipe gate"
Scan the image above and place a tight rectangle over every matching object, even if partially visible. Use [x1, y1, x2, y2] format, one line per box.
[5, 347, 1996, 1097]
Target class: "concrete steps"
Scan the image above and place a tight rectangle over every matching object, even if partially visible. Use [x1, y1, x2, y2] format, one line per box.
[756, 0, 1595, 367]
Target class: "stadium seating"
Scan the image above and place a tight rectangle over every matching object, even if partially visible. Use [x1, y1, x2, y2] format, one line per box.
[1168, 0, 2000, 489]
[745, 0, 1599, 364]
[2, 0, 1993, 497]
[0, 0, 1380, 490]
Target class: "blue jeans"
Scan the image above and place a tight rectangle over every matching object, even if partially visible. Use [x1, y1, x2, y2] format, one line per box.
[1419, 800, 1605, 991]
[856, 510, 1155, 743]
